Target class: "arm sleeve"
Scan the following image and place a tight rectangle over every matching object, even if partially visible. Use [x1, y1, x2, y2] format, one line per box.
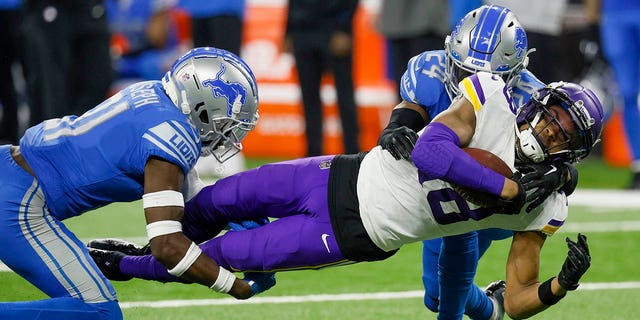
[411, 122, 506, 196]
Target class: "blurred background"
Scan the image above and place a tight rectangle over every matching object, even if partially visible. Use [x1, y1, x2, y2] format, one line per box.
[0, 0, 634, 186]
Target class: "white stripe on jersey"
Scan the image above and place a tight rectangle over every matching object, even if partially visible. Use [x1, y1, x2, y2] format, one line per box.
[169, 120, 199, 156]
[143, 121, 199, 168]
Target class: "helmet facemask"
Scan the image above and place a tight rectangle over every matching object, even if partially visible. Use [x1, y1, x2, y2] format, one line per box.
[515, 84, 600, 164]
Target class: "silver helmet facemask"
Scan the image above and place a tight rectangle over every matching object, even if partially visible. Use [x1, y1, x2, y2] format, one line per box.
[162, 47, 259, 163]
[444, 5, 533, 100]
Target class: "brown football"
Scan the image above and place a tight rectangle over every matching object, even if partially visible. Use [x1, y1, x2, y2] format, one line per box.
[451, 148, 513, 207]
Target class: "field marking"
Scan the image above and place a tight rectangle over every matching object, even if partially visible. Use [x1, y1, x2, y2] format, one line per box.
[1, 189, 638, 273]
[119, 282, 640, 309]
[570, 189, 640, 208]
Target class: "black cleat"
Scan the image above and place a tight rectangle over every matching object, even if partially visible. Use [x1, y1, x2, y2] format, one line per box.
[88, 248, 132, 281]
[484, 280, 506, 320]
[87, 238, 150, 256]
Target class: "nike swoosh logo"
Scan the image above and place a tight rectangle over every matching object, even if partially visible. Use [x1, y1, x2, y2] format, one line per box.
[321, 234, 331, 253]
[544, 166, 558, 175]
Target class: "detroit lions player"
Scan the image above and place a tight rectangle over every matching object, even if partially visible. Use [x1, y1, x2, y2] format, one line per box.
[377, 5, 579, 319]
[0, 47, 268, 319]
[89, 76, 603, 320]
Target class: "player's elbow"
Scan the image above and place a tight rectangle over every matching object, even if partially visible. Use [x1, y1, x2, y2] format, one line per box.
[503, 297, 531, 320]
[149, 234, 186, 267]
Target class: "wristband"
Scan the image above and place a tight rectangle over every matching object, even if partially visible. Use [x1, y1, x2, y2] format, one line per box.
[146, 220, 182, 241]
[386, 107, 426, 132]
[167, 242, 202, 277]
[538, 277, 566, 306]
[210, 267, 236, 293]
[142, 190, 184, 209]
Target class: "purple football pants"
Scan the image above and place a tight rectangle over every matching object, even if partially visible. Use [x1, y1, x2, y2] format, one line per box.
[120, 155, 348, 282]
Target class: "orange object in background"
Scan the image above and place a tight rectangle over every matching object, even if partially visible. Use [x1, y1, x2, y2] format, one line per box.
[602, 109, 632, 168]
[240, 2, 396, 158]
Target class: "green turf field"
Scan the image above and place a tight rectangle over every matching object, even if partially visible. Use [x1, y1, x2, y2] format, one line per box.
[2, 156, 639, 319]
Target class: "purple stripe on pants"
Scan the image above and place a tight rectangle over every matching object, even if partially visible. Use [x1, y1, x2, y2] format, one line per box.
[121, 156, 347, 281]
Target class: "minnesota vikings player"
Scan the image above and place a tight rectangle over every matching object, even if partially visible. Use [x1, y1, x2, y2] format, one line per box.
[0, 47, 266, 319]
[89, 75, 603, 320]
[376, 5, 579, 319]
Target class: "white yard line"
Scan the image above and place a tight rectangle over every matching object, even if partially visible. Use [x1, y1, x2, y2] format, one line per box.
[1, 189, 638, 273]
[570, 189, 640, 208]
[119, 282, 640, 309]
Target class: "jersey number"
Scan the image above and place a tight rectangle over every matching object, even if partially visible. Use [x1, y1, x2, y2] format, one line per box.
[43, 92, 129, 141]
[426, 188, 495, 225]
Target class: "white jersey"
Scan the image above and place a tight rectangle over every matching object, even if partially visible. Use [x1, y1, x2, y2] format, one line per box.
[358, 72, 568, 252]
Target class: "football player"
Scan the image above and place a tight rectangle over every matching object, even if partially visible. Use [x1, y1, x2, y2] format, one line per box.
[0, 47, 267, 320]
[377, 5, 579, 319]
[89, 76, 603, 320]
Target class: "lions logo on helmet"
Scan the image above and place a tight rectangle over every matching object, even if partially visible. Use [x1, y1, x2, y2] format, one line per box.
[162, 47, 259, 163]
[203, 64, 248, 117]
[444, 5, 531, 99]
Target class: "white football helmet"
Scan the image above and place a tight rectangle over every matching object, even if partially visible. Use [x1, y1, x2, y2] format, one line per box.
[162, 47, 259, 162]
[445, 5, 532, 99]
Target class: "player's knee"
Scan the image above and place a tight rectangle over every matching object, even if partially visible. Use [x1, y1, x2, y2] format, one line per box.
[93, 300, 123, 320]
[424, 294, 439, 312]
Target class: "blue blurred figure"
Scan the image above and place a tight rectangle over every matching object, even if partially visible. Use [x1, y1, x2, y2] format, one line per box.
[105, 0, 184, 81]
[591, 0, 640, 189]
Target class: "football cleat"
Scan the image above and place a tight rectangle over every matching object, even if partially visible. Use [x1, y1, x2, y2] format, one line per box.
[88, 248, 131, 281]
[484, 280, 506, 320]
[87, 238, 150, 256]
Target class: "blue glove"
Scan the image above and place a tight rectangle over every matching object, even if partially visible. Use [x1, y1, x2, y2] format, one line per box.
[228, 218, 270, 231]
[244, 272, 276, 296]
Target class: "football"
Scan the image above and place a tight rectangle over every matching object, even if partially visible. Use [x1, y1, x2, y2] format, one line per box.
[451, 148, 513, 207]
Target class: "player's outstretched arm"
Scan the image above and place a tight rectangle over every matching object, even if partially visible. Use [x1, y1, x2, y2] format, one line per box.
[143, 158, 254, 299]
[504, 231, 591, 319]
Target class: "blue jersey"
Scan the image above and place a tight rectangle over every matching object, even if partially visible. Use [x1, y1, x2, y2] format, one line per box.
[19, 81, 201, 219]
[399, 50, 544, 119]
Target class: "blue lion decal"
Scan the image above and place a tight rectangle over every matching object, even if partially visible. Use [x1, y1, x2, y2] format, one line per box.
[513, 27, 527, 59]
[202, 64, 247, 117]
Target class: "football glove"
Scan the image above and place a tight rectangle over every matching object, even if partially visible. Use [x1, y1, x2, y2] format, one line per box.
[557, 233, 591, 290]
[518, 162, 577, 212]
[484, 280, 506, 320]
[244, 272, 276, 297]
[495, 172, 526, 214]
[228, 218, 270, 231]
[378, 126, 418, 161]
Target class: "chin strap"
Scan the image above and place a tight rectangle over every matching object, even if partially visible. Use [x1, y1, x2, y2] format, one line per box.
[515, 112, 546, 163]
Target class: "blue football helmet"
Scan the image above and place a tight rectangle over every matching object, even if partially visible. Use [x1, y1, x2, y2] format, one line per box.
[515, 82, 604, 164]
[445, 5, 531, 99]
[162, 47, 259, 162]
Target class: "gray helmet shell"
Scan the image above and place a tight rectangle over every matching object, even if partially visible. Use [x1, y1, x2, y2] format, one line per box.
[162, 47, 259, 162]
[445, 5, 530, 98]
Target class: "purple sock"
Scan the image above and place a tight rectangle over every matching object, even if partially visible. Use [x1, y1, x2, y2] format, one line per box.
[120, 255, 189, 283]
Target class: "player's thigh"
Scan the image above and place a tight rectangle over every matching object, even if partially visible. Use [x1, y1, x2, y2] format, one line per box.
[0, 158, 117, 302]
[210, 155, 333, 219]
[209, 213, 345, 271]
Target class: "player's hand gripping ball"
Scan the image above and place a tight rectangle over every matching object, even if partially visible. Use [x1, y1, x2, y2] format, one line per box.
[451, 148, 513, 208]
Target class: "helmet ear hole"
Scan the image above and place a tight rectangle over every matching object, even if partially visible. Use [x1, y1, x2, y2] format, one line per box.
[199, 110, 210, 124]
